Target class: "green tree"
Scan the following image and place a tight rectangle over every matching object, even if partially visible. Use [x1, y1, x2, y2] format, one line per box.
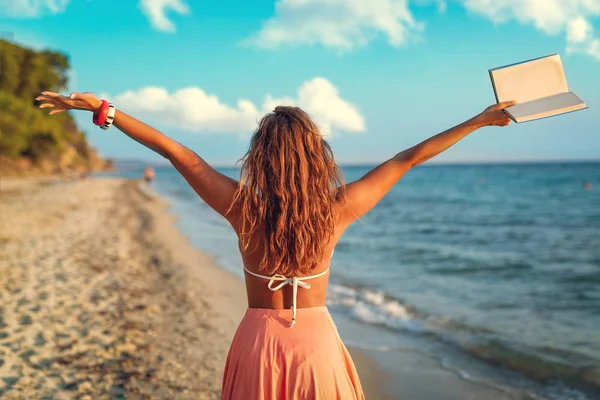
[0, 40, 106, 175]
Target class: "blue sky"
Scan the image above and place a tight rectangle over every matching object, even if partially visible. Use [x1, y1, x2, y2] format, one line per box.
[1, 0, 599, 164]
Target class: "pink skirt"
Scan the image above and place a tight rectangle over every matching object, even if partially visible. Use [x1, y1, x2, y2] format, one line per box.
[222, 307, 364, 400]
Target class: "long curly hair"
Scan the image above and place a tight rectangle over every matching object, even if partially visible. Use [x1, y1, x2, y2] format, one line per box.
[230, 106, 345, 275]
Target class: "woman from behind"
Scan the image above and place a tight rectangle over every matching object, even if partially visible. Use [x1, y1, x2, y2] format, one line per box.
[36, 91, 514, 400]
[223, 106, 360, 399]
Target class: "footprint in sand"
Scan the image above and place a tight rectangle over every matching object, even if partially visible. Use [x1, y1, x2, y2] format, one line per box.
[18, 315, 32, 326]
[34, 332, 46, 347]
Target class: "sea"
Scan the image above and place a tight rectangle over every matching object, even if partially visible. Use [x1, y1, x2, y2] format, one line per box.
[103, 161, 600, 399]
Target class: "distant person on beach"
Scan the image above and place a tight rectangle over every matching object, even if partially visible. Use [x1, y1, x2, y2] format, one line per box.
[36, 90, 515, 399]
[143, 166, 155, 184]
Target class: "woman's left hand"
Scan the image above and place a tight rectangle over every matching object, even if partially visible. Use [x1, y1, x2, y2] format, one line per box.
[35, 91, 103, 115]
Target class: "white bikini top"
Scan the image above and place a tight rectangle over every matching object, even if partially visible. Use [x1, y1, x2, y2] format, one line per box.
[244, 249, 333, 328]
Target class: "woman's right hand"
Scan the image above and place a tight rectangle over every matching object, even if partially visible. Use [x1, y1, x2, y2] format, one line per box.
[473, 100, 517, 127]
[35, 91, 103, 115]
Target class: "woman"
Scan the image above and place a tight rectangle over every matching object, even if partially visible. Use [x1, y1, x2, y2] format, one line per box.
[36, 91, 515, 399]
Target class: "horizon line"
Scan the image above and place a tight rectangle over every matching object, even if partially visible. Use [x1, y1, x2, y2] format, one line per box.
[110, 157, 600, 168]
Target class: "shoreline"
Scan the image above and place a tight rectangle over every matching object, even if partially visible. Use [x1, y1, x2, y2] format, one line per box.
[4, 176, 587, 399]
[145, 174, 585, 400]
[0, 176, 389, 399]
[139, 177, 545, 400]
[136, 180, 392, 399]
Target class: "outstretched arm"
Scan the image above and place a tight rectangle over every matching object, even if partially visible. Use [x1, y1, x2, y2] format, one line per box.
[36, 91, 240, 225]
[340, 101, 516, 222]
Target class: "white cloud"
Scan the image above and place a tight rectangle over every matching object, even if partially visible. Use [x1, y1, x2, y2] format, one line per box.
[0, 0, 70, 18]
[0, 0, 191, 34]
[264, 78, 365, 135]
[567, 17, 600, 59]
[567, 17, 593, 43]
[246, 0, 600, 61]
[245, 0, 421, 52]
[138, 0, 190, 33]
[460, 0, 600, 60]
[437, 0, 447, 13]
[109, 78, 365, 138]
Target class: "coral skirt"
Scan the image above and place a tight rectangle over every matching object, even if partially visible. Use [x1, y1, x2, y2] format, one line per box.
[222, 307, 364, 400]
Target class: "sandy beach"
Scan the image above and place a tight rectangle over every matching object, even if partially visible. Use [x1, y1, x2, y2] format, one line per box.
[0, 177, 552, 399]
[1, 177, 249, 399]
[0, 177, 391, 399]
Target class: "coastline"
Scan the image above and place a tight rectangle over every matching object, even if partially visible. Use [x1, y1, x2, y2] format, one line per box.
[0, 177, 390, 399]
[131, 180, 395, 399]
[143, 175, 564, 400]
[0, 176, 563, 399]
[142, 182, 400, 399]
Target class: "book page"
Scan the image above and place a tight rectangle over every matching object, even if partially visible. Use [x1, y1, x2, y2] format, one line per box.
[505, 92, 586, 122]
[490, 55, 568, 103]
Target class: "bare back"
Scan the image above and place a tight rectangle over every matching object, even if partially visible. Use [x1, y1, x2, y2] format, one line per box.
[239, 204, 351, 310]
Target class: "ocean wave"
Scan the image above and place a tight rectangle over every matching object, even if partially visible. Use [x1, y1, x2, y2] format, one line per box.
[327, 282, 600, 399]
[327, 284, 423, 332]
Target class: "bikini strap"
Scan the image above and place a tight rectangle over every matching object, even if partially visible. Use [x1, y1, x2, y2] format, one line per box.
[244, 268, 330, 327]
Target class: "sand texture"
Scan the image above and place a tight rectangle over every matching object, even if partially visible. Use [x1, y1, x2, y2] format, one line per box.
[0, 178, 246, 399]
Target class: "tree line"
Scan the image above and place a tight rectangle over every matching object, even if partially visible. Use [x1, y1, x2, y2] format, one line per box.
[0, 39, 107, 174]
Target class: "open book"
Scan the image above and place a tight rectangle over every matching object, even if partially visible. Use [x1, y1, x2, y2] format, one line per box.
[489, 54, 587, 123]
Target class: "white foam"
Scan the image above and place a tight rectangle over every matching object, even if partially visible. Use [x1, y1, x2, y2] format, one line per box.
[329, 285, 357, 296]
[362, 290, 385, 305]
[327, 284, 422, 332]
